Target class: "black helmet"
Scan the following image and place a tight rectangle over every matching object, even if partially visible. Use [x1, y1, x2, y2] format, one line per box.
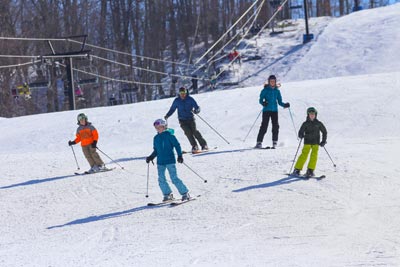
[77, 113, 88, 122]
[268, 75, 277, 81]
[307, 107, 317, 114]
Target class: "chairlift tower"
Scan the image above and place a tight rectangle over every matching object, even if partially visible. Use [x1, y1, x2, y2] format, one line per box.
[302, 0, 314, 43]
[43, 35, 91, 110]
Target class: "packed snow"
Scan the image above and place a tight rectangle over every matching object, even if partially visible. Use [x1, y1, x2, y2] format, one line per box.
[1, 4, 400, 267]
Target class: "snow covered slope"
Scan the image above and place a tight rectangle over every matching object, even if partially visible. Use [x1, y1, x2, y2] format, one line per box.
[235, 3, 400, 86]
[1, 4, 400, 267]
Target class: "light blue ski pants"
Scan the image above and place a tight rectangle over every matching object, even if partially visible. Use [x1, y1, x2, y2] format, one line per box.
[157, 164, 188, 196]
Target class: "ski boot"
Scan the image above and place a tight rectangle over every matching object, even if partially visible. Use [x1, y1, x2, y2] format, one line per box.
[272, 141, 277, 149]
[255, 142, 262, 149]
[291, 169, 301, 177]
[163, 193, 174, 202]
[201, 145, 209, 151]
[192, 145, 199, 153]
[181, 192, 191, 201]
[304, 169, 315, 179]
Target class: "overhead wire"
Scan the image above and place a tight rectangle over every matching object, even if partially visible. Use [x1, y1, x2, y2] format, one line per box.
[214, 0, 290, 80]
[0, 60, 41, 69]
[192, 1, 265, 75]
[0, 36, 193, 68]
[193, 0, 260, 65]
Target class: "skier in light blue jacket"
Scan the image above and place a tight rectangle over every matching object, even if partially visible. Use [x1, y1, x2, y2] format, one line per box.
[146, 119, 190, 202]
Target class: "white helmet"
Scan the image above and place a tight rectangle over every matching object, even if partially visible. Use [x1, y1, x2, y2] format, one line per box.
[153, 119, 167, 127]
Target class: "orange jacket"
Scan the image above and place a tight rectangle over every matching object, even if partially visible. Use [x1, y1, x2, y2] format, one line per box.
[74, 123, 99, 147]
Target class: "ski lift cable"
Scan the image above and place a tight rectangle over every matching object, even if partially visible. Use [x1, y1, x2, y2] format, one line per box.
[67, 39, 193, 68]
[193, 0, 260, 66]
[0, 36, 192, 68]
[215, 0, 290, 80]
[90, 55, 208, 81]
[0, 60, 41, 69]
[192, 1, 265, 74]
[73, 67, 169, 86]
[0, 54, 38, 58]
[57, 61, 168, 86]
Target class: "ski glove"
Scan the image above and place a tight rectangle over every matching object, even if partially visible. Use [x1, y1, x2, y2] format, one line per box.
[146, 155, 155, 164]
[193, 107, 200, 114]
[298, 133, 304, 139]
[319, 141, 326, 147]
[262, 100, 268, 107]
[68, 140, 76, 146]
[164, 115, 169, 120]
[177, 156, 184, 163]
[91, 141, 97, 149]
[283, 103, 290, 108]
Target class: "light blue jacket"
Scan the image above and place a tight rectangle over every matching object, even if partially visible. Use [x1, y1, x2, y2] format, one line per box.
[149, 129, 182, 165]
[259, 85, 285, 112]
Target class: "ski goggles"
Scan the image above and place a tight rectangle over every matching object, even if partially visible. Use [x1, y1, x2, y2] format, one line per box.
[153, 119, 167, 127]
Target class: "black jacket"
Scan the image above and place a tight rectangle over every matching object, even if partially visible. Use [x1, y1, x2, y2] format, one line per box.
[298, 117, 327, 145]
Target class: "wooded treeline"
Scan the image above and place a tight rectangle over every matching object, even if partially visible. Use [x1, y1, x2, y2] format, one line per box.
[0, 0, 395, 117]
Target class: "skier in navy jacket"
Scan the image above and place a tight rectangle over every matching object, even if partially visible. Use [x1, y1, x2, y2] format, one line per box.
[165, 86, 208, 152]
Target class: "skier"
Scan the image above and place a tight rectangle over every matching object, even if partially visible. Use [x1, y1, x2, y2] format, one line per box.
[146, 119, 191, 201]
[164, 86, 208, 153]
[255, 75, 290, 149]
[68, 113, 106, 173]
[190, 75, 198, 94]
[291, 107, 327, 178]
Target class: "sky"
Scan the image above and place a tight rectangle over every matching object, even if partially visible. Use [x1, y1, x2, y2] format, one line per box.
[0, 3, 400, 267]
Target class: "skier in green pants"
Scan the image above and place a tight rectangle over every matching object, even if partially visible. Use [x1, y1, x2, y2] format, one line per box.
[292, 107, 327, 178]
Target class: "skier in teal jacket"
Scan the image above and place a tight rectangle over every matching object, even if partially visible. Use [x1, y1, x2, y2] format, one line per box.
[146, 119, 190, 202]
[255, 75, 290, 149]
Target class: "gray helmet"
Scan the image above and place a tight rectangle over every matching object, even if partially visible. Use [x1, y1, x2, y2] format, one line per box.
[77, 113, 88, 122]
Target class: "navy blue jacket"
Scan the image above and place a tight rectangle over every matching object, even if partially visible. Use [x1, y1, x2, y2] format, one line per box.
[166, 95, 200, 121]
[149, 130, 182, 165]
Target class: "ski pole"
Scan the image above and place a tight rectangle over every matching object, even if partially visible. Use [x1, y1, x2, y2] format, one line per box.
[243, 109, 262, 142]
[183, 162, 208, 183]
[323, 146, 337, 168]
[70, 146, 80, 170]
[96, 147, 125, 169]
[146, 163, 150, 198]
[194, 113, 230, 144]
[288, 138, 303, 175]
[288, 107, 298, 140]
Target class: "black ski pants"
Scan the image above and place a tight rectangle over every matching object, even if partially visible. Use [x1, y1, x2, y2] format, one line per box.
[179, 119, 207, 148]
[256, 111, 279, 143]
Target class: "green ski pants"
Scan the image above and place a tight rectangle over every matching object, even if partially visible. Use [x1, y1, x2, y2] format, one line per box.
[294, 144, 319, 171]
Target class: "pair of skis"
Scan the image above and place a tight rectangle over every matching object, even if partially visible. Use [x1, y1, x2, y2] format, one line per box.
[182, 146, 217, 155]
[74, 167, 115, 175]
[147, 196, 198, 207]
[286, 173, 326, 180]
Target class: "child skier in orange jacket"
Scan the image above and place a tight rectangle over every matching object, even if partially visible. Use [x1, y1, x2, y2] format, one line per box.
[68, 113, 106, 173]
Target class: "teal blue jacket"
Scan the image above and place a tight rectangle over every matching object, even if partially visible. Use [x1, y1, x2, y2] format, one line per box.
[149, 129, 182, 165]
[259, 85, 285, 112]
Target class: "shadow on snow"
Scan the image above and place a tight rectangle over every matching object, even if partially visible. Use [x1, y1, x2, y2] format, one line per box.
[0, 174, 77, 189]
[47, 204, 165, 230]
[192, 148, 253, 157]
[232, 176, 302, 193]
